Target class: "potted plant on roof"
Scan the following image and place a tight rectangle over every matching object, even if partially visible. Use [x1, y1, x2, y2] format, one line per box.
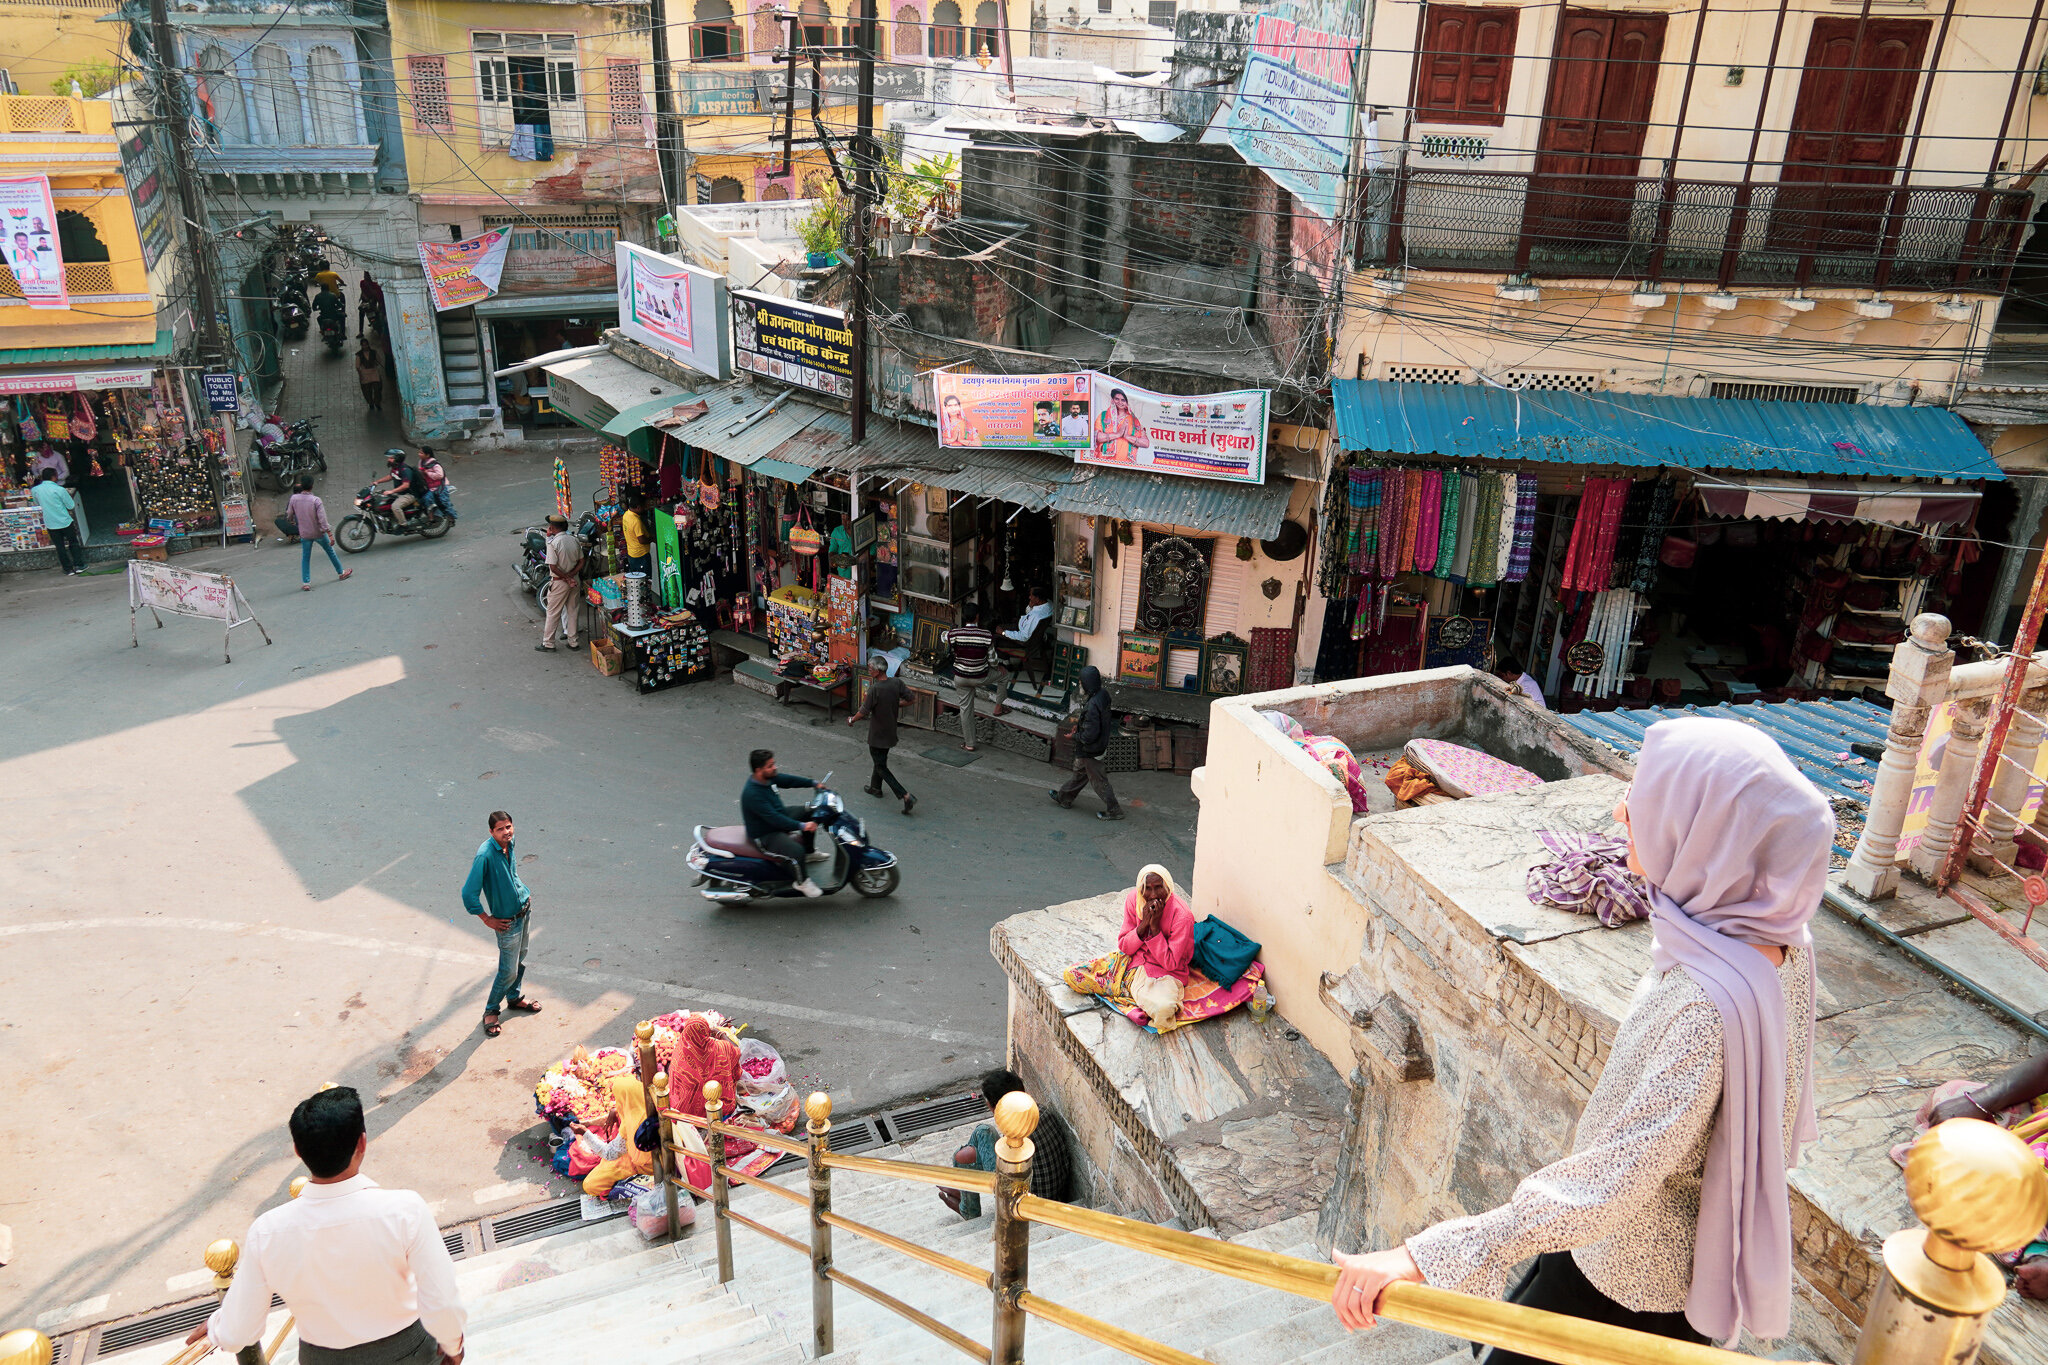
[797, 194, 840, 270]
[889, 153, 960, 251]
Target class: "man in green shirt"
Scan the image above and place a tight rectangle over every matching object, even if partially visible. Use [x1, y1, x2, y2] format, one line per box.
[461, 810, 542, 1037]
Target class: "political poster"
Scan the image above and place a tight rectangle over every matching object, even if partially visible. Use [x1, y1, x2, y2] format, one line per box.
[0, 175, 66, 309]
[1084, 378, 1269, 485]
[418, 230, 511, 310]
[733, 291, 854, 399]
[931, 371, 1094, 451]
[1225, 0, 1366, 224]
[617, 241, 730, 379]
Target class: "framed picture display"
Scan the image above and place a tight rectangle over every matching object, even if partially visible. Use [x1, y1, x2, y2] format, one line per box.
[1118, 631, 1165, 688]
[925, 485, 949, 515]
[1201, 636, 1249, 697]
[849, 511, 879, 553]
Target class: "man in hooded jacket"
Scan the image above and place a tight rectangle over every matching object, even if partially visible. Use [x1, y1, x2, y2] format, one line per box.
[1051, 666, 1123, 820]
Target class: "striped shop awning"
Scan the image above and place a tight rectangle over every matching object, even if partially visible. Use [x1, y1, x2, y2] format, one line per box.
[1694, 475, 1981, 527]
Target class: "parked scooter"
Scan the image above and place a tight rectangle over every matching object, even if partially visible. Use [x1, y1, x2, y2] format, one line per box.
[337, 485, 452, 552]
[687, 779, 901, 903]
[276, 287, 308, 341]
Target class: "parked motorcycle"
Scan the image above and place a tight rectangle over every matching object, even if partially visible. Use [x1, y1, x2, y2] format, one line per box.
[513, 513, 600, 612]
[253, 415, 326, 489]
[276, 290, 308, 341]
[337, 486, 452, 552]
[687, 780, 901, 903]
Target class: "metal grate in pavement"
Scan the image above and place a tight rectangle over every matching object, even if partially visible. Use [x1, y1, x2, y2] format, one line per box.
[87, 1294, 282, 1359]
[763, 1113, 885, 1175]
[877, 1093, 990, 1143]
[479, 1198, 586, 1251]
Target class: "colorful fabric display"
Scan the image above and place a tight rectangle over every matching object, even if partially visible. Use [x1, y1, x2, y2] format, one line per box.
[1434, 470, 1461, 576]
[1468, 475, 1503, 588]
[1629, 478, 1676, 593]
[1377, 467, 1403, 579]
[1347, 468, 1381, 573]
[1450, 474, 1478, 583]
[1416, 470, 1443, 573]
[1397, 469, 1424, 572]
[1494, 473, 1516, 582]
[1506, 473, 1539, 581]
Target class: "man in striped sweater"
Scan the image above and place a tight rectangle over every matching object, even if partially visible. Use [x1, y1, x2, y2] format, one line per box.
[942, 603, 1013, 752]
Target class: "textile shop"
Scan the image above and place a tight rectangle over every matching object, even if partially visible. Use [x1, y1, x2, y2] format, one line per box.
[0, 365, 245, 565]
[1325, 381, 2005, 709]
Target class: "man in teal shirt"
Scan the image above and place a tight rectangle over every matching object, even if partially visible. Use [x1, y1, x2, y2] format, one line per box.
[31, 470, 83, 576]
[462, 810, 540, 1037]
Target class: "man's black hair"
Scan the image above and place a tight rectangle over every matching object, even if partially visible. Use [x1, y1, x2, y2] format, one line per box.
[35, 469, 55, 484]
[961, 602, 980, 624]
[980, 1068, 1027, 1106]
[487, 809, 512, 831]
[290, 1086, 365, 1179]
[1497, 654, 1525, 676]
[749, 748, 774, 773]
[296, 475, 315, 493]
[1028, 583, 1049, 602]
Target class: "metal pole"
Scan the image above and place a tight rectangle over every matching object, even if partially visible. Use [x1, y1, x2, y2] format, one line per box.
[850, 0, 875, 445]
[650, 1073, 682, 1244]
[205, 1241, 264, 1365]
[1717, 0, 1794, 287]
[1984, 0, 2048, 187]
[805, 1092, 834, 1358]
[989, 1092, 1039, 1364]
[706, 1082, 734, 1283]
[646, 0, 683, 212]
[145, 0, 225, 365]
[1938, 540, 2048, 887]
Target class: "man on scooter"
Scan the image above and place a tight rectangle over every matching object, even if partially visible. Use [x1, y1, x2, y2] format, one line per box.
[373, 448, 427, 524]
[741, 749, 828, 898]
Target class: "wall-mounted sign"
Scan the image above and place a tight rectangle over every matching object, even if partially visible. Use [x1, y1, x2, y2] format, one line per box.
[485, 215, 620, 294]
[202, 373, 239, 411]
[0, 175, 66, 309]
[678, 71, 763, 116]
[931, 372, 1092, 450]
[1225, 0, 1365, 224]
[732, 290, 852, 399]
[616, 241, 730, 380]
[419, 230, 511, 311]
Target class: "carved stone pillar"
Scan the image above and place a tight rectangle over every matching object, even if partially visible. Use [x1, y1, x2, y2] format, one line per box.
[1846, 614, 1952, 899]
[1972, 684, 2048, 871]
[1912, 695, 1992, 883]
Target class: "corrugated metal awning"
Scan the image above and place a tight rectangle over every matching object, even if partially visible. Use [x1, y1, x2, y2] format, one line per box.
[0, 327, 173, 365]
[1694, 474, 1981, 527]
[1331, 380, 2005, 481]
[544, 351, 694, 433]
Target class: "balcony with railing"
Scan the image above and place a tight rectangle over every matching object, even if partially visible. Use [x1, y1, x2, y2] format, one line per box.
[1357, 164, 2034, 292]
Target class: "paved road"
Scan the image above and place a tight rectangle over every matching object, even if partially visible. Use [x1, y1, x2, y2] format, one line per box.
[0, 332, 1197, 1334]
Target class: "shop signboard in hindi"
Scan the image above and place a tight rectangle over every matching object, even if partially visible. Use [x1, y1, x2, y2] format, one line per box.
[1084, 377, 1269, 485]
[732, 290, 854, 399]
[0, 175, 66, 309]
[1224, 0, 1365, 223]
[419, 230, 512, 311]
[617, 241, 730, 380]
[931, 371, 1093, 451]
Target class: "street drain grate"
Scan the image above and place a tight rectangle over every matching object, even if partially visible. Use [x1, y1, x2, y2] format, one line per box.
[90, 1295, 282, 1358]
[878, 1093, 991, 1143]
[763, 1114, 884, 1175]
[480, 1198, 583, 1250]
[443, 1228, 469, 1260]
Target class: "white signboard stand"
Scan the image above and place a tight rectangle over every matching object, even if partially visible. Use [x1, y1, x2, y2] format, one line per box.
[128, 559, 271, 662]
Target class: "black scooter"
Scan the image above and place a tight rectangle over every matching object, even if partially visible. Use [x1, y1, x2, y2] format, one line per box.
[687, 780, 901, 904]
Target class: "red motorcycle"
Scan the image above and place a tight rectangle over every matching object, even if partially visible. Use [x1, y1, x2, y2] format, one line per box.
[336, 486, 451, 552]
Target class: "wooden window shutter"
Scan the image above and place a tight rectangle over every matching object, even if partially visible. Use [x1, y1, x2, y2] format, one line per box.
[1415, 4, 1517, 125]
[408, 55, 452, 131]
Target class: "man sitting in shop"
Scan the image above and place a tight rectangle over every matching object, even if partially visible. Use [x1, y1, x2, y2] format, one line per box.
[741, 749, 828, 899]
[1493, 653, 1547, 709]
[990, 585, 1054, 716]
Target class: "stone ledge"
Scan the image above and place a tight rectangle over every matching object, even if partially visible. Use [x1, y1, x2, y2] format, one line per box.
[993, 893, 1350, 1238]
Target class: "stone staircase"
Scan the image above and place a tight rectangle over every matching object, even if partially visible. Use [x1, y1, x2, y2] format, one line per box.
[117, 1121, 1467, 1365]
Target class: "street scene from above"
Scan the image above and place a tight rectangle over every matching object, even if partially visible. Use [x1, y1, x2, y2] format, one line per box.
[8, 2, 2048, 1365]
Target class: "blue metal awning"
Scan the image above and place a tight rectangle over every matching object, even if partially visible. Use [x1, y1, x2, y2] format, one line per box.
[1331, 381, 2004, 481]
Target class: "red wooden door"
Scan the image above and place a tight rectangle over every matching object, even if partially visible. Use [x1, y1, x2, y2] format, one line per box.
[1770, 17, 1930, 256]
[1526, 10, 1666, 246]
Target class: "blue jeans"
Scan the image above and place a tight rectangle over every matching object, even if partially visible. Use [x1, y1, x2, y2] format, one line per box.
[428, 487, 456, 521]
[301, 533, 344, 582]
[487, 911, 530, 1014]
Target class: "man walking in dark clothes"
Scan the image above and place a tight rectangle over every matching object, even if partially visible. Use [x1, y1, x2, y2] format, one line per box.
[1051, 665, 1122, 819]
[848, 657, 916, 815]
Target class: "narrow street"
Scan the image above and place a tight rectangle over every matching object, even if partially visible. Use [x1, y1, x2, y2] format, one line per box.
[0, 336, 1198, 1333]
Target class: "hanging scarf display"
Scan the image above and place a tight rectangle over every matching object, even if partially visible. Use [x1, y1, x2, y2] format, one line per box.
[1318, 466, 1356, 597]
[1608, 480, 1657, 592]
[1376, 467, 1404, 580]
[1449, 473, 1479, 583]
[1561, 477, 1631, 592]
[1467, 475, 1503, 589]
[1348, 468, 1383, 574]
[1629, 478, 1677, 593]
[1415, 470, 1443, 574]
[1397, 469, 1425, 572]
[1506, 473, 1539, 581]
[1433, 472, 1461, 577]
[1493, 473, 1516, 583]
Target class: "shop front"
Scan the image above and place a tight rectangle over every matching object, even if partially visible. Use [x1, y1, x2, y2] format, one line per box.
[1326, 382, 2003, 710]
[0, 355, 237, 570]
[480, 293, 622, 435]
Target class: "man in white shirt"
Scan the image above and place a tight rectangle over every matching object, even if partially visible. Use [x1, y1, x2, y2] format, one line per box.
[190, 1087, 465, 1365]
[1494, 654, 1547, 710]
[1001, 584, 1053, 645]
[537, 512, 583, 653]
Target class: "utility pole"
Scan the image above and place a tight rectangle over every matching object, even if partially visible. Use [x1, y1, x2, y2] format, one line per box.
[646, 0, 683, 214]
[144, 0, 225, 366]
[849, 0, 876, 444]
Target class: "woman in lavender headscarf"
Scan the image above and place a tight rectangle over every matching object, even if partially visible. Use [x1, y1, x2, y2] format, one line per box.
[1328, 717, 1833, 1358]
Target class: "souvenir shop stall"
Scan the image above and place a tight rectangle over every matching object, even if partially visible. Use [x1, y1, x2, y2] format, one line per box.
[1314, 456, 1981, 709]
[0, 370, 233, 565]
[585, 440, 720, 687]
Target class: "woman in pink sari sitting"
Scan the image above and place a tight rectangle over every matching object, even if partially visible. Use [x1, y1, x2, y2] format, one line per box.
[1066, 864, 1193, 1026]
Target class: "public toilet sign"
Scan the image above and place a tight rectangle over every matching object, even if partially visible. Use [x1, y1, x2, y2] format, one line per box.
[128, 560, 270, 662]
[202, 373, 238, 411]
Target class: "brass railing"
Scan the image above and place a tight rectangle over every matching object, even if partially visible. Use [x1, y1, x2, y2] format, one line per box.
[641, 1067, 2048, 1365]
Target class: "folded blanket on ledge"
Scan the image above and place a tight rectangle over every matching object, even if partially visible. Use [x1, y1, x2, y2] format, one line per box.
[1064, 951, 1266, 1035]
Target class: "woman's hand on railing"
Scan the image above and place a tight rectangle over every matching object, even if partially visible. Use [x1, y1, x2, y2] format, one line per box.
[1330, 1244, 1424, 1331]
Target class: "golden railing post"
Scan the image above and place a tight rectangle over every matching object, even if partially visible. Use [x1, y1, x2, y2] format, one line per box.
[1850, 1118, 2048, 1365]
[206, 1240, 265, 1365]
[806, 1091, 835, 1359]
[706, 1080, 734, 1284]
[989, 1090, 1039, 1365]
[0, 1329, 53, 1365]
[651, 1071, 683, 1244]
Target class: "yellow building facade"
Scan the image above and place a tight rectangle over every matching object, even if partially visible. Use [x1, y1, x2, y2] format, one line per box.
[0, 0, 126, 98]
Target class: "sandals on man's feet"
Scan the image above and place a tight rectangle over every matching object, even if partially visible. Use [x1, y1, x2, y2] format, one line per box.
[506, 997, 543, 1013]
[482, 1012, 502, 1037]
